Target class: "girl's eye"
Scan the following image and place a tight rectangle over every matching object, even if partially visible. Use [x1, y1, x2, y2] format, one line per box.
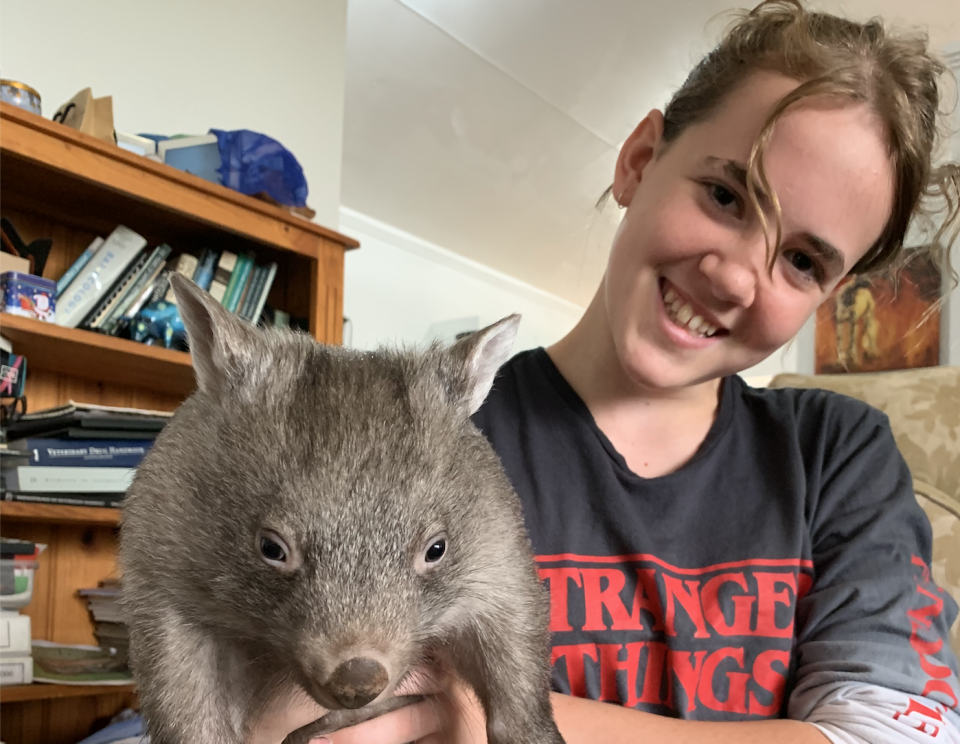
[782, 248, 824, 284]
[705, 182, 742, 216]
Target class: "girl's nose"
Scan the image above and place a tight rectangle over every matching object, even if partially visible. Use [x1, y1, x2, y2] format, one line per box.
[698, 252, 757, 307]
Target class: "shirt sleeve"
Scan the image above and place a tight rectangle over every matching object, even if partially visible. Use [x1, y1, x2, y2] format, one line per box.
[787, 401, 960, 741]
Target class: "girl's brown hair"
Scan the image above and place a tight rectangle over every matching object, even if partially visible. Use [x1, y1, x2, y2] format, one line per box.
[623, 0, 960, 276]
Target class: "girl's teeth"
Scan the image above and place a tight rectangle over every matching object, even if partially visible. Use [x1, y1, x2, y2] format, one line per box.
[662, 284, 721, 338]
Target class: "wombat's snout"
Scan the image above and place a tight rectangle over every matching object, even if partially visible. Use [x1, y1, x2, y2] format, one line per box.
[327, 656, 390, 709]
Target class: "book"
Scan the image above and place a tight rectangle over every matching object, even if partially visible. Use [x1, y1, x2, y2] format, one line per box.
[209, 250, 237, 303]
[31, 641, 132, 685]
[223, 253, 253, 313]
[79, 249, 150, 330]
[57, 226, 148, 328]
[191, 248, 217, 291]
[164, 252, 199, 302]
[2, 466, 135, 493]
[251, 262, 278, 325]
[239, 265, 265, 321]
[5, 400, 172, 440]
[9, 439, 153, 468]
[100, 244, 172, 334]
[0, 613, 32, 657]
[56, 237, 103, 297]
[3, 491, 124, 508]
[232, 257, 258, 316]
[224, 253, 254, 313]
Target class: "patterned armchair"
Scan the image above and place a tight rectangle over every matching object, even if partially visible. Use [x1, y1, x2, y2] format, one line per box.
[770, 365, 960, 657]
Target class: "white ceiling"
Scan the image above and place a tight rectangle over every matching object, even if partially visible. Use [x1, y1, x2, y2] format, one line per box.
[341, 0, 960, 306]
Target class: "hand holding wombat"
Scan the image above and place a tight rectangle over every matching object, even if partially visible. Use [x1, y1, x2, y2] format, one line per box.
[119, 275, 565, 744]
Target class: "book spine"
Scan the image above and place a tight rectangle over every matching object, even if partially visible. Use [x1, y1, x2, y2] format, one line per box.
[234, 260, 258, 318]
[239, 266, 265, 321]
[100, 244, 172, 334]
[3, 492, 123, 508]
[251, 263, 278, 325]
[208, 251, 236, 303]
[191, 248, 217, 291]
[56, 237, 103, 297]
[79, 251, 149, 331]
[4, 466, 135, 493]
[163, 253, 200, 303]
[57, 226, 148, 328]
[14, 439, 152, 468]
[224, 254, 253, 313]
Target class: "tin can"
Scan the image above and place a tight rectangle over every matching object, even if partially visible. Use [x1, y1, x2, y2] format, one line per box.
[0, 80, 41, 116]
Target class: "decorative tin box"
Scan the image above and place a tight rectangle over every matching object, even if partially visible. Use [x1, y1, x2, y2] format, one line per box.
[1, 271, 57, 322]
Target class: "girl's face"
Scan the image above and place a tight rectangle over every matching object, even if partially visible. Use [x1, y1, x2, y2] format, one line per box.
[605, 71, 894, 390]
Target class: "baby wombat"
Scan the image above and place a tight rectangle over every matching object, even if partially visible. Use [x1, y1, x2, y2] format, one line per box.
[119, 275, 565, 744]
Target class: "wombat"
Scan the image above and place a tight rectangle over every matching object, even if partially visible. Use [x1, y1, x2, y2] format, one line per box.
[119, 275, 565, 744]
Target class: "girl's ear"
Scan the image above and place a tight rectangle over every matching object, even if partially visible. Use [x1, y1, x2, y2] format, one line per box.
[613, 109, 665, 208]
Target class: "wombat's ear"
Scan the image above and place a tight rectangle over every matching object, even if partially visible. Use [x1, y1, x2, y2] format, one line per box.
[445, 314, 520, 415]
[170, 274, 262, 397]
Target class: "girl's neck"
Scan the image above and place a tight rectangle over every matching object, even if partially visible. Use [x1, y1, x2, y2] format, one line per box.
[546, 288, 723, 478]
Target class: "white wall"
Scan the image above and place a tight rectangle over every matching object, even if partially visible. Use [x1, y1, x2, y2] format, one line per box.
[0, 0, 348, 228]
[340, 208, 583, 353]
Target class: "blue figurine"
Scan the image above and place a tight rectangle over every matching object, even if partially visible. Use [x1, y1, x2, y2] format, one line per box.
[132, 301, 185, 349]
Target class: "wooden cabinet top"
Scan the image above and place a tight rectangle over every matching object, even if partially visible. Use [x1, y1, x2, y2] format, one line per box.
[0, 102, 358, 259]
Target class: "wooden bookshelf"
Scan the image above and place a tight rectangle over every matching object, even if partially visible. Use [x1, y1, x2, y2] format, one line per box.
[0, 313, 195, 396]
[0, 102, 358, 744]
[0, 683, 135, 703]
[0, 501, 120, 526]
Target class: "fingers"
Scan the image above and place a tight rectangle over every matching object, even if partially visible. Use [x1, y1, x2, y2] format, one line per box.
[317, 699, 441, 744]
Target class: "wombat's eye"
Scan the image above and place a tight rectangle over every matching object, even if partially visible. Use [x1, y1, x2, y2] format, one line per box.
[261, 537, 286, 562]
[415, 532, 448, 574]
[425, 539, 446, 563]
[256, 529, 297, 571]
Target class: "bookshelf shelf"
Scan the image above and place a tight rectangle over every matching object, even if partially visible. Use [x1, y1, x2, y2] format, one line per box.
[0, 501, 121, 526]
[0, 683, 136, 703]
[0, 313, 195, 397]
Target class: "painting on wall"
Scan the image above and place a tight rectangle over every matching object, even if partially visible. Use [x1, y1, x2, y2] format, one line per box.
[815, 251, 941, 374]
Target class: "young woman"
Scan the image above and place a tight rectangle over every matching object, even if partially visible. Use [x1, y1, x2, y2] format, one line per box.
[258, 1, 960, 742]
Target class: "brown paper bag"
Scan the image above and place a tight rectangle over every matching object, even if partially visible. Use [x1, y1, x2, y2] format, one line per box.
[52, 87, 115, 143]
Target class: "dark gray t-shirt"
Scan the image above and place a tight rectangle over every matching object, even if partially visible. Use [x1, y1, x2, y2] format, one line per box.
[471, 348, 959, 732]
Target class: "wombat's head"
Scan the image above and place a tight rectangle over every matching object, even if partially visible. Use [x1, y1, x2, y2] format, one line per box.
[123, 275, 524, 711]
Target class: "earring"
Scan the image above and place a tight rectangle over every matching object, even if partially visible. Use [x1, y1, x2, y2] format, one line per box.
[616, 190, 626, 209]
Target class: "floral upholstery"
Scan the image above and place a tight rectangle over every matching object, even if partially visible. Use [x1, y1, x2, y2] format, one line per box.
[770, 366, 960, 658]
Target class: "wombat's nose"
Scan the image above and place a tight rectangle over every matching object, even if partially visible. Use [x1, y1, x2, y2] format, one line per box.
[327, 657, 389, 709]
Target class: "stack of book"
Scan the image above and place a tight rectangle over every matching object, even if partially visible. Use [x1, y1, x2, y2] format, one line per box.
[0, 401, 172, 509]
[55, 224, 279, 342]
[78, 579, 129, 665]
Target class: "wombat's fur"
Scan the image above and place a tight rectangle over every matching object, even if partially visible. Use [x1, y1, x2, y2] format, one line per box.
[119, 275, 564, 744]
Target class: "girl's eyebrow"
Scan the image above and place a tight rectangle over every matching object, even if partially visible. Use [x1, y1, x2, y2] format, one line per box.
[704, 156, 771, 209]
[703, 156, 846, 274]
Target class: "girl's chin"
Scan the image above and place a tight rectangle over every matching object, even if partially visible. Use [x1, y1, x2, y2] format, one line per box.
[618, 337, 745, 391]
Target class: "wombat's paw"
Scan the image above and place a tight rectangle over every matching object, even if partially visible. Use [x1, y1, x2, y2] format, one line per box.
[282, 695, 424, 744]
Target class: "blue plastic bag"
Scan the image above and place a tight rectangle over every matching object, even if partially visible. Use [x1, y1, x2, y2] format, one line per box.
[210, 128, 309, 208]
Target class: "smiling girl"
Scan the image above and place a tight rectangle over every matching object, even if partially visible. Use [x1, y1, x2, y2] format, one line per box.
[261, 1, 960, 743]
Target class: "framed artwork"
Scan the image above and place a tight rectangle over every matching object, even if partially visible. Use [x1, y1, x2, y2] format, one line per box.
[815, 251, 941, 374]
